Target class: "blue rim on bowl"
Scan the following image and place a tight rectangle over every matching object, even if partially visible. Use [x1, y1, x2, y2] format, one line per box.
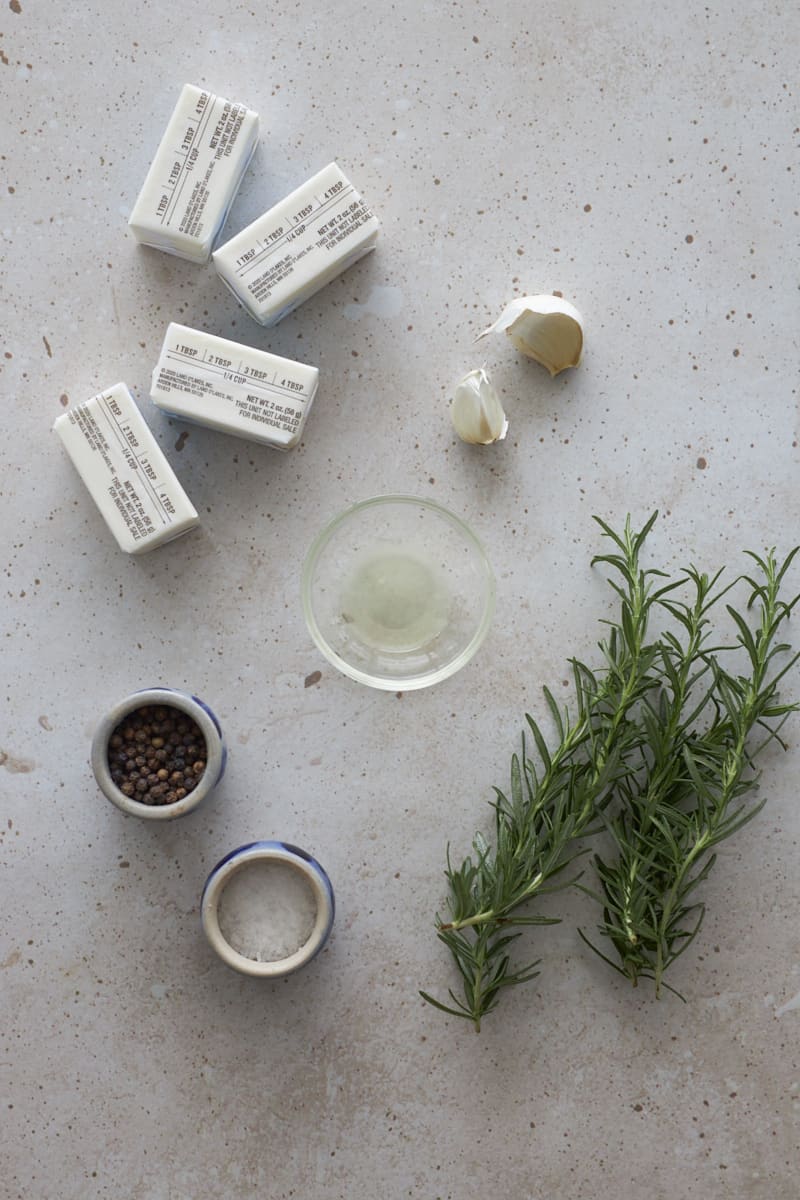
[201, 841, 335, 978]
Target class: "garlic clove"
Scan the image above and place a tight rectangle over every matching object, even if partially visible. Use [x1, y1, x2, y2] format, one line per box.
[450, 367, 508, 445]
[477, 294, 584, 376]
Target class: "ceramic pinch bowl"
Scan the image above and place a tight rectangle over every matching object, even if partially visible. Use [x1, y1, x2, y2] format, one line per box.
[201, 842, 335, 979]
[91, 687, 226, 820]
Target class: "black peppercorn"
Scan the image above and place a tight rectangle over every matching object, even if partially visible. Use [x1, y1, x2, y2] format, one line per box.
[107, 705, 207, 806]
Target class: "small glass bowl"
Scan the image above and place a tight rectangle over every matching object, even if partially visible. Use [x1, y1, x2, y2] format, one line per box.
[201, 842, 335, 978]
[91, 687, 226, 820]
[302, 495, 495, 690]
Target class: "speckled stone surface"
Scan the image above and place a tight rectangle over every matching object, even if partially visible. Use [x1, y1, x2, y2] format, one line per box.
[3, 3, 799, 1197]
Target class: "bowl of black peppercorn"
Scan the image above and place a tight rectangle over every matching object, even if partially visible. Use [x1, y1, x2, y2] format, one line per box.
[91, 688, 227, 820]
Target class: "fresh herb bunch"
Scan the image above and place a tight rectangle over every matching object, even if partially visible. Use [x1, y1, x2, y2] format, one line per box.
[421, 515, 799, 1030]
[580, 543, 800, 997]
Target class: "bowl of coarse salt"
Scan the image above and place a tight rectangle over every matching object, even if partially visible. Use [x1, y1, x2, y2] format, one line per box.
[201, 842, 335, 978]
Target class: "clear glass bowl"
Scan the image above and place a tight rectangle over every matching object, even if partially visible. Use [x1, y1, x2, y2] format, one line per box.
[302, 495, 495, 690]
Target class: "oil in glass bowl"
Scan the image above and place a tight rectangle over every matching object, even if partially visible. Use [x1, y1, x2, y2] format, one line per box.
[302, 495, 494, 691]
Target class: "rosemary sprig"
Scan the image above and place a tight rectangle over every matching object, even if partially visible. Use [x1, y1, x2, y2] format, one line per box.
[421, 513, 675, 1030]
[581, 546, 800, 996]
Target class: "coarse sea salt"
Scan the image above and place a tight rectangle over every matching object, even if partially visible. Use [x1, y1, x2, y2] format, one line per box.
[217, 860, 318, 962]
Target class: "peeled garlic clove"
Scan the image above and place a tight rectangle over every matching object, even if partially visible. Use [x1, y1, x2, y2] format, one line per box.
[478, 294, 584, 376]
[450, 367, 508, 445]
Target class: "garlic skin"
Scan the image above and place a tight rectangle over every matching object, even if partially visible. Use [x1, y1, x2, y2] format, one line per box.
[450, 367, 508, 445]
[478, 295, 584, 376]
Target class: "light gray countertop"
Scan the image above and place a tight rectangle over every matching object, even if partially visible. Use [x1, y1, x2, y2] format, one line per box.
[3, 3, 799, 1197]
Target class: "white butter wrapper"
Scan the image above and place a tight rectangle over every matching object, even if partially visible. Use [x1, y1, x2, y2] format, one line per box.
[150, 323, 320, 450]
[212, 161, 379, 326]
[128, 84, 260, 264]
[54, 383, 199, 555]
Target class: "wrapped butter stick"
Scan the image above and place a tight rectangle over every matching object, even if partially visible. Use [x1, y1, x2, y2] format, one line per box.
[150, 323, 320, 450]
[128, 84, 260, 264]
[212, 161, 379, 326]
[54, 384, 199, 554]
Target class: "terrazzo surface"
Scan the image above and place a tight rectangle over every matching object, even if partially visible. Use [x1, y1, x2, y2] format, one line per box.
[2, 2, 799, 1197]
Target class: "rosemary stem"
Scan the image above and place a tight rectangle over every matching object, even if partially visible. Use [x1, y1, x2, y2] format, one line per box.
[443, 871, 547, 931]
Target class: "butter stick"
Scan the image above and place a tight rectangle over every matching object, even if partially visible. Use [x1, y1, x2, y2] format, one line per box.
[150, 323, 319, 450]
[212, 161, 379, 326]
[54, 383, 199, 554]
[128, 84, 260, 263]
